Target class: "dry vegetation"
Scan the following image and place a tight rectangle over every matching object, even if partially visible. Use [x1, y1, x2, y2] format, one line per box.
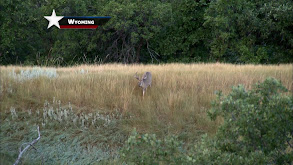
[1, 63, 292, 137]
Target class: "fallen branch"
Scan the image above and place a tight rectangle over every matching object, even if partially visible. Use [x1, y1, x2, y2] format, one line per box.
[14, 126, 41, 165]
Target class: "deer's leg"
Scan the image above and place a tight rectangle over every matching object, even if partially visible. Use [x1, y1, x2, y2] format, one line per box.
[143, 89, 145, 97]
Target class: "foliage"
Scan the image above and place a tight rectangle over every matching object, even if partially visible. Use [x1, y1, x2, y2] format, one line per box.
[207, 77, 293, 164]
[204, 0, 293, 63]
[120, 129, 188, 164]
[154, 0, 211, 63]
[186, 134, 271, 164]
[1, 0, 293, 65]
[0, 0, 49, 65]
[97, 0, 172, 63]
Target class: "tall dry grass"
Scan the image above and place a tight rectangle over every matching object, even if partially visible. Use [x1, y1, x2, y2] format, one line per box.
[1, 63, 292, 138]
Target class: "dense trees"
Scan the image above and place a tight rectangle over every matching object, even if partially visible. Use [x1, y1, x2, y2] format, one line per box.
[1, 0, 292, 65]
[205, 0, 293, 63]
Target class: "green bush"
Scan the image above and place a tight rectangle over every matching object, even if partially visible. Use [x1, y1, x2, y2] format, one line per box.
[120, 129, 188, 164]
[207, 77, 293, 164]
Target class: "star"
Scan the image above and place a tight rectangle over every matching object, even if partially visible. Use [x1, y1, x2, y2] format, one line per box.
[44, 9, 64, 29]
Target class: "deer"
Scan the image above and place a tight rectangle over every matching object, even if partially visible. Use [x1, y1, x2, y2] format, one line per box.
[134, 72, 152, 97]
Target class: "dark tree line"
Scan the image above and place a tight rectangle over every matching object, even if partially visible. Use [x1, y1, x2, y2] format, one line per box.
[1, 0, 292, 65]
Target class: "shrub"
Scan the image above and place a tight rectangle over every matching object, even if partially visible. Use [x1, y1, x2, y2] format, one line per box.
[120, 129, 188, 164]
[10, 67, 58, 81]
[207, 77, 293, 164]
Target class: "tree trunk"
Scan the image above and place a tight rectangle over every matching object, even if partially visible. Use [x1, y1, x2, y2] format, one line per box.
[136, 39, 144, 63]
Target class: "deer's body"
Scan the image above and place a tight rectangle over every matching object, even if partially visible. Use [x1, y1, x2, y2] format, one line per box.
[135, 72, 152, 96]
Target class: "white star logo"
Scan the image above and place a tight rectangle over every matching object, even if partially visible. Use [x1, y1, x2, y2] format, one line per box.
[44, 9, 64, 29]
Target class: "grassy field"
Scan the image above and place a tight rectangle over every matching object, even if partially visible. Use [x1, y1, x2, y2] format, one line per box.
[0, 63, 292, 163]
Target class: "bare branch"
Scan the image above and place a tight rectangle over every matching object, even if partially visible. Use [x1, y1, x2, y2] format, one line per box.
[146, 41, 160, 63]
[14, 126, 41, 165]
[287, 139, 293, 149]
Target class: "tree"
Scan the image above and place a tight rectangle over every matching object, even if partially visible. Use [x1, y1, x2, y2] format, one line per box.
[204, 0, 293, 63]
[94, 0, 172, 63]
[0, 0, 48, 65]
[154, 0, 211, 63]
